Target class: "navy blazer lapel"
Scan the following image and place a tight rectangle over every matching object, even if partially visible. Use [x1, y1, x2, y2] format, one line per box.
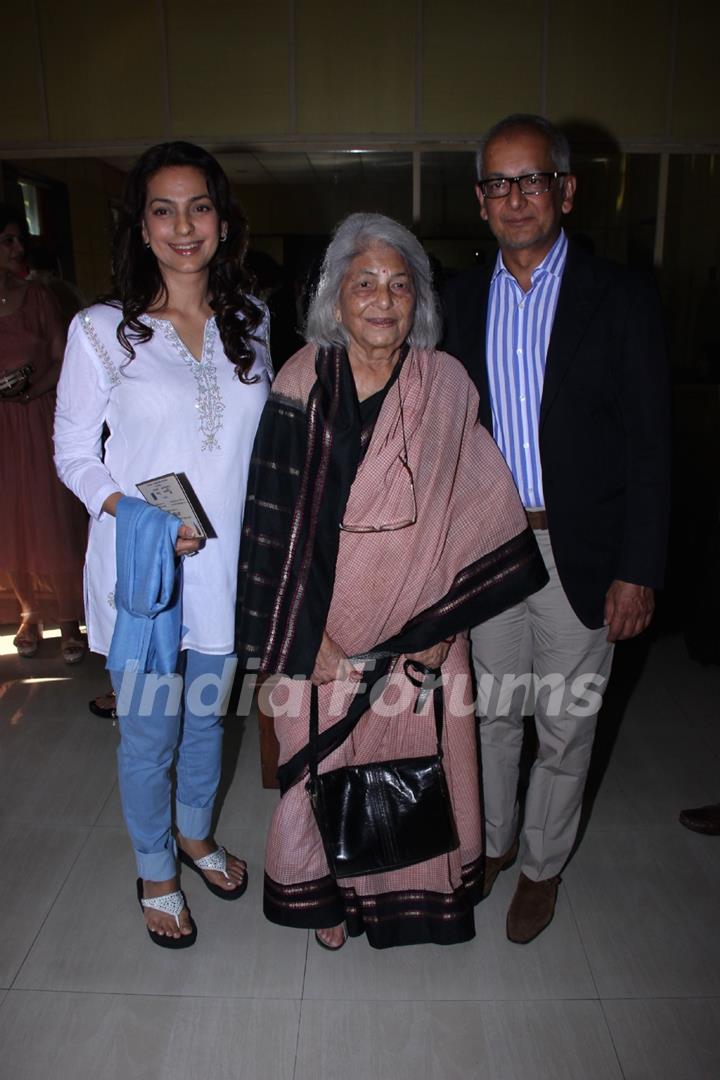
[540, 245, 602, 430]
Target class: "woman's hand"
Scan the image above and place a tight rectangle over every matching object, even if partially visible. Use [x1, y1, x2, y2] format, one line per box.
[175, 523, 204, 557]
[100, 495, 203, 556]
[101, 492, 124, 517]
[407, 636, 455, 671]
[311, 630, 362, 685]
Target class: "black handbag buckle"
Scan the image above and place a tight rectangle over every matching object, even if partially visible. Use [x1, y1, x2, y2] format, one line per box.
[403, 659, 441, 715]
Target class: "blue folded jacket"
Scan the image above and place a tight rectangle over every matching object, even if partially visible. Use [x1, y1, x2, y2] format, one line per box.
[106, 496, 182, 675]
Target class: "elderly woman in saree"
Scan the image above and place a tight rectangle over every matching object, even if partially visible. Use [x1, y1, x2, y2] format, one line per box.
[236, 212, 547, 950]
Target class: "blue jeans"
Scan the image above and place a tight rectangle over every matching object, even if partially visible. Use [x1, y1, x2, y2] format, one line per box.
[110, 651, 236, 881]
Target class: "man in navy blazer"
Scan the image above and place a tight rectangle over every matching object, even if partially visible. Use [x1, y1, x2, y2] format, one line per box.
[442, 114, 670, 944]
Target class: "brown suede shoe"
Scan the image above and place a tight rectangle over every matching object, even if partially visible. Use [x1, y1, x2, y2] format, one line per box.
[506, 872, 561, 944]
[679, 803, 720, 835]
[482, 838, 519, 898]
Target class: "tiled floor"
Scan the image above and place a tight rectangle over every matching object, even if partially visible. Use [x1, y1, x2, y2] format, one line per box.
[0, 629, 718, 1079]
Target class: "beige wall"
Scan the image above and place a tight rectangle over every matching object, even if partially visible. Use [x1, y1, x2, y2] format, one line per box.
[1, 1, 718, 152]
[3, 1, 718, 319]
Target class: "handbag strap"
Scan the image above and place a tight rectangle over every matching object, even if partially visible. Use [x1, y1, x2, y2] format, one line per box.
[307, 660, 445, 798]
[308, 681, 321, 798]
[403, 660, 445, 758]
[281, 654, 393, 793]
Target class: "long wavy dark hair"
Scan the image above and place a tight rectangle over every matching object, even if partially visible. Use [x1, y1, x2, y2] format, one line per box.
[110, 141, 261, 382]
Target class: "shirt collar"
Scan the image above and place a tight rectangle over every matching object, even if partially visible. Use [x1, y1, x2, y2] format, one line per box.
[491, 229, 569, 286]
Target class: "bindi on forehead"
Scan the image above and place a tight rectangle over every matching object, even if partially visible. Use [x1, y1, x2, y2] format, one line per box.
[355, 265, 408, 276]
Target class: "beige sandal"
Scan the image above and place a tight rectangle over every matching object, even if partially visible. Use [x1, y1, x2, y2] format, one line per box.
[13, 623, 40, 658]
[62, 637, 86, 665]
[314, 924, 348, 951]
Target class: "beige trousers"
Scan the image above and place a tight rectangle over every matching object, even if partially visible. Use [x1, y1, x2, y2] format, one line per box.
[470, 530, 614, 881]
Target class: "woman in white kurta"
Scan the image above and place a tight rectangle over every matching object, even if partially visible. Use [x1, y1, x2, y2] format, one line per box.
[55, 142, 270, 948]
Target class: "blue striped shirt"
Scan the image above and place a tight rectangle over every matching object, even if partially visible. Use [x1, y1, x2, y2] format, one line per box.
[486, 229, 568, 509]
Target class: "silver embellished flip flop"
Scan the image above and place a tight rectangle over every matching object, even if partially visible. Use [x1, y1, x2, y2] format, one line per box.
[136, 879, 197, 948]
[179, 845, 248, 901]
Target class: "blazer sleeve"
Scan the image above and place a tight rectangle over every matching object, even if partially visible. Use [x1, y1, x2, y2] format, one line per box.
[615, 271, 671, 588]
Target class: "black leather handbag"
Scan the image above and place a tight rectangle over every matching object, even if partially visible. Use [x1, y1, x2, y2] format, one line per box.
[306, 660, 459, 879]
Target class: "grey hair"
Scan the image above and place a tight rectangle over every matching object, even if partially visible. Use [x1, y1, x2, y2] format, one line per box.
[475, 114, 571, 180]
[305, 212, 441, 350]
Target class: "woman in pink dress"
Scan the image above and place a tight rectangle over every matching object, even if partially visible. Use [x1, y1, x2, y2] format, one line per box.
[0, 203, 86, 661]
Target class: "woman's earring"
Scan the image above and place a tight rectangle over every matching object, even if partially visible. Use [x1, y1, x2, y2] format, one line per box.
[220, 228, 228, 242]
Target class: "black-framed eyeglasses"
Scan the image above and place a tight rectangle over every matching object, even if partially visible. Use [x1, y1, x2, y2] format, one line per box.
[478, 172, 567, 199]
[340, 379, 417, 533]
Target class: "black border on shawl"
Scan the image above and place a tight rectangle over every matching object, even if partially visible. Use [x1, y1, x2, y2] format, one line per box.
[237, 346, 407, 679]
[264, 856, 483, 947]
[236, 347, 359, 676]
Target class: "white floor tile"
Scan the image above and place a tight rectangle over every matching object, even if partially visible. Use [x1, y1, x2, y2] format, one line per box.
[295, 999, 622, 1080]
[0, 651, 117, 826]
[581, 770, 645, 830]
[632, 645, 720, 756]
[582, 640, 720, 831]
[0, 989, 298, 1080]
[603, 998, 720, 1080]
[15, 826, 307, 999]
[566, 826, 720, 997]
[595, 722, 720, 828]
[0, 824, 89, 987]
[3, 630, 720, 1076]
[93, 780, 124, 828]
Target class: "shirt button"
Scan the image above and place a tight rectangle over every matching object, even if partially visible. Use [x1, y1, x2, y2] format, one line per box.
[519, 395, 526, 402]
[518, 301, 525, 309]
[516, 348, 523, 356]
[523, 442, 530, 449]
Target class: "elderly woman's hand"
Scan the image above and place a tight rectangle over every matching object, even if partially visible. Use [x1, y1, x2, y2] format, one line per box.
[407, 637, 455, 671]
[311, 630, 362, 685]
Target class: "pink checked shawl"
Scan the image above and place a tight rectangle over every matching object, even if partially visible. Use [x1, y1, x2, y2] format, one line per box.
[259, 345, 539, 947]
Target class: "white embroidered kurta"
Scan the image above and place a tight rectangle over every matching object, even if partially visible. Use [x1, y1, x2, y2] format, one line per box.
[54, 301, 271, 656]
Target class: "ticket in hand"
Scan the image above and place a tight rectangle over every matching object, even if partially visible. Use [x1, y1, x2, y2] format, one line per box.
[136, 472, 217, 539]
